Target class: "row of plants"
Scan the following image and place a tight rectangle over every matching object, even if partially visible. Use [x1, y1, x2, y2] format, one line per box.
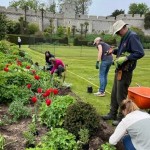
[0, 40, 116, 150]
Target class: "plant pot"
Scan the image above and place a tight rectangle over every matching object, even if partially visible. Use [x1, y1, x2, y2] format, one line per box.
[87, 86, 93, 93]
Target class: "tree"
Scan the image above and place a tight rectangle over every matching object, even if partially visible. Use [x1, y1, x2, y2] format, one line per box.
[58, 0, 92, 14]
[111, 9, 125, 17]
[128, 3, 149, 15]
[0, 13, 7, 40]
[84, 22, 89, 37]
[144, 12, 150, 29]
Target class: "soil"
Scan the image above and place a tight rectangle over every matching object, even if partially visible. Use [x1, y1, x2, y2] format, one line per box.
[0, 87, 124, 150]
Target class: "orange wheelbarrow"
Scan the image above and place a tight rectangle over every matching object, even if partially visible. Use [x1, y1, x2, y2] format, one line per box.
[128, 87, 150, 109]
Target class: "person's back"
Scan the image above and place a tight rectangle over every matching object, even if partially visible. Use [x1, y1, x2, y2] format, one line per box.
[123, 110, 150, 150]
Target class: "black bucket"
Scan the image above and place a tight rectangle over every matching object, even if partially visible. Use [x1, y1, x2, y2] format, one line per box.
[87, 86, 93, 93]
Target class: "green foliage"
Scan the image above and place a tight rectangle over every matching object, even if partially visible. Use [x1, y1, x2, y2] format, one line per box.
[8, 101, 31, 121]
[144, 12, 150, 29]
[78, 128, 89, 148]
[0, 13, 7, 40]
[101, 142, 116, 150]
[41, 128, 78, 150]
[6, 20, 20, 34]
[56, 26, 66, 37]
[39, 95, 75, 128]
[128, 3, 149, 15]
[0, 134, 5, 150]
[111, 9, 125, 17]
[28, 23, 39, 35]
[64, 101, 100, 138]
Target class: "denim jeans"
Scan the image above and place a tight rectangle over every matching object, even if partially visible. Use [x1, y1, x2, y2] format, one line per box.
[122, 135, 136, 150]
[99, 61, 112, 93]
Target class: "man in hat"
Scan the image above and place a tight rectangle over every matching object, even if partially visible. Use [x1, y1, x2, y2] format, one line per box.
[102, 20, 145, 126]
[93, 37, 113, 96]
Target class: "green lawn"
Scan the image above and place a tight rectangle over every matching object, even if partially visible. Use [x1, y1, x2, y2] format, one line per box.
[23, 45, 150, 115]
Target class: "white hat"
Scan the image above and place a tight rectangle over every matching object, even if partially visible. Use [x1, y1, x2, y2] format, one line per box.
[93, 37, 101, 45]
[113, 20, 128, 35]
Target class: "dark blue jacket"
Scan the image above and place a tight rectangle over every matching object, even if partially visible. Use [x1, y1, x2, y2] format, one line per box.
[113, 30, 144, 71]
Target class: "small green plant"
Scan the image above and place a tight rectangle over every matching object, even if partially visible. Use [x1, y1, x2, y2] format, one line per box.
[78, 128, 89, 149]
[0, 134, 5, 150]
[101, 142, 117, 150]
[8, 101, 31, 121]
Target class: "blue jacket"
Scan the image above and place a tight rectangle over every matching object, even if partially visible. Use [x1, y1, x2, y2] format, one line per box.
[113, 30, 144, 71]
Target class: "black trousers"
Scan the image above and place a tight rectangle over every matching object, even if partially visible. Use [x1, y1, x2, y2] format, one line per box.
[109, 71, 132, 119]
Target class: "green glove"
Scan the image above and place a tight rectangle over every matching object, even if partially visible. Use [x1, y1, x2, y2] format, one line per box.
[96, 61, 99, 69]
[114, 56, 127, 68]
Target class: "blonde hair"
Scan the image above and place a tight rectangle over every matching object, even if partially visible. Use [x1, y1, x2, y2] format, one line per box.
[120, 99, 139, 115]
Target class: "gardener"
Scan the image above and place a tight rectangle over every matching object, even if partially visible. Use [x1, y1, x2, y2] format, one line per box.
[109, 99, 150, 150]
[45, 51, 55, 71]
[93, 37, 113, 97]
[50, 57, 65, 76]
[102, 20, 144, 126]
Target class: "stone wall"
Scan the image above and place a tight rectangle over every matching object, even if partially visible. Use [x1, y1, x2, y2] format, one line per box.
[0, 5, 150, 35]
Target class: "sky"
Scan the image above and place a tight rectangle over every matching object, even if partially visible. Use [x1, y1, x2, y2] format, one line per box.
[0, 0, 150, 16]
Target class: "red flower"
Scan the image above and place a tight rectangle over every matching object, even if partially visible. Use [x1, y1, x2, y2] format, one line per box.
[4, 67, 9, 72]
[53, 88, 59, 95]
[42, 93, 48, 97]
[31, 96, 37, 103]
[26, 65, 31, 69]
[17, 60, 22, 66]
[27, 84, 32, 89]
[37, 88, 42, 93]
[46, 99, 52, 106]
[31, 70, 36, 74]
[34, 75, 40, 80]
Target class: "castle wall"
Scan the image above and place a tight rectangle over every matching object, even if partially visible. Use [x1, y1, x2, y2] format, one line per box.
[0, 5, 149, 35]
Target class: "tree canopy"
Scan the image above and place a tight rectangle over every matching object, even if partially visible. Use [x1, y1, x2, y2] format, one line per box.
[110, 9, 125, 17]
[128, 3, 149, 15]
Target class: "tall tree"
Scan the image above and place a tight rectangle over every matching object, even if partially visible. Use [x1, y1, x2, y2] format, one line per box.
[144, 12, 150, 29]
[0, 13, 7, 40]
[58, 0, 92, 14]
[110, 9, 125, 17]
[128, 3, 149, 15]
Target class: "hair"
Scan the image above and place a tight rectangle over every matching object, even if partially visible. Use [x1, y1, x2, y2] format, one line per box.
[120, 99, 139, 115]
[45, 51, 51, 62]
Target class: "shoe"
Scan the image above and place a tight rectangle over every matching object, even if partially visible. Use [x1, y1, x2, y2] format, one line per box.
[94, 92, 105, 97]
[102, 114, 116, 120]
[112, 120, 120, 126]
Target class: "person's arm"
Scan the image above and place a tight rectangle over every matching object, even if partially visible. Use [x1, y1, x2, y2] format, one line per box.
[97, 45, 102, 61]
[127, 34, 144, 61]
[109, 121, 127, 145]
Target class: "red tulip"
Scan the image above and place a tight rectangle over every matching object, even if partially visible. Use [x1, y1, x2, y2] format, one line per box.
[27, 84, 32, 89]
[31, 96, 37, 103]
[26, 65, 31, 69]
[42, 93, 48, 97]
[46, 99, 52, 106]
[53, 88, 59, 95]
[34, 75, 40, 80]
[4, 67, 9, 72]
[17, 60, 22, 66]
[37, 88, 42, 93]
[31, 70, 36, 74]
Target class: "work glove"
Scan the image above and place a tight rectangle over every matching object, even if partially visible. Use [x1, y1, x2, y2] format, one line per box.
[114, 56, 127, 68]
[96, 61, 99, 69]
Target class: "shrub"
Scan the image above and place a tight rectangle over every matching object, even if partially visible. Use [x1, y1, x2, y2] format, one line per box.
[8, 101, 31, 121]
[28, 23, 39, 35]
[64, 101, 100, 138]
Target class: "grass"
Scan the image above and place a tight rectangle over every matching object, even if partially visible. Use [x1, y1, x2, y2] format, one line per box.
[22, 45, 150, 115]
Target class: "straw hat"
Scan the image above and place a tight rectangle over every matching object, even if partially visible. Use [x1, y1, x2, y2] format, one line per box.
[93, 37, 102, 45]
[113, 20, 128, 35]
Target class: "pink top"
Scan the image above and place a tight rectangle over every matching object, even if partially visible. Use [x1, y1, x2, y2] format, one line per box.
[50, 59, 64, 74]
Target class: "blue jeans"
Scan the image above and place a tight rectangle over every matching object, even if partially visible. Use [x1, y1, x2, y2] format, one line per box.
[122, 135, 136, 150]
[99, 61, 112, 93]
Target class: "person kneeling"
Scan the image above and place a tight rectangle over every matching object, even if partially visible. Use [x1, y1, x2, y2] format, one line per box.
[109, 99, 150, 150]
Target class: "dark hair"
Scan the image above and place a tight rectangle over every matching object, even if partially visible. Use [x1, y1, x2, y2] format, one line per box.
[45, 51, 54, 63]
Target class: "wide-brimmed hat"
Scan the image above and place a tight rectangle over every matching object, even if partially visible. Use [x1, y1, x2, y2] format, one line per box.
[93, 37, 102, 45]
[113, 20, 128, 35]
